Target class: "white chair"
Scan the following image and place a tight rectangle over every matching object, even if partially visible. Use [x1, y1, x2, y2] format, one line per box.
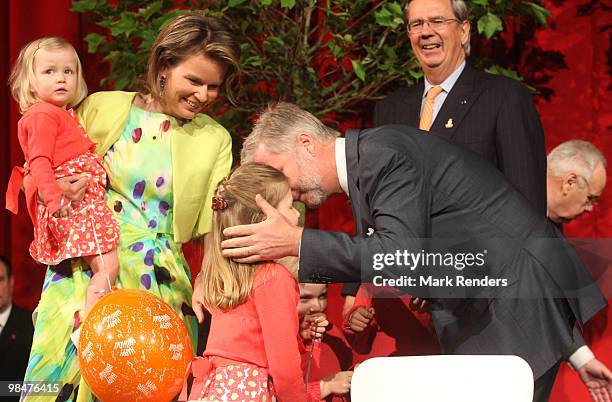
[351, 355, 533, 402]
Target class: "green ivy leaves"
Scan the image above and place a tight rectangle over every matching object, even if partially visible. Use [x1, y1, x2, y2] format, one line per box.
[477, 12, 503, 38]
[72, 0, 550, 138]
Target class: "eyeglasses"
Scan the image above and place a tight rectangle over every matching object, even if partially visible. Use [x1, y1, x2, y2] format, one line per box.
[578, 176, 600, 206]
[586, 195, 599, 206]
[407, 17, 460, 34]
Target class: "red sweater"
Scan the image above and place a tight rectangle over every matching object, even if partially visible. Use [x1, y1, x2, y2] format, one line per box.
[6, 102, 94, 218]
[204, 263, 317, 402]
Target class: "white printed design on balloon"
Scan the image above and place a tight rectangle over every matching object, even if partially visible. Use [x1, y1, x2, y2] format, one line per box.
[152, 314, 172, 329]
[81, 341, 94, 363]
[102, 310, 122, 329]
[137, 380, 158, 398]
[99, 364, 117, 384]
[168, 343, 184, 361]
[114, 337, 136, 356]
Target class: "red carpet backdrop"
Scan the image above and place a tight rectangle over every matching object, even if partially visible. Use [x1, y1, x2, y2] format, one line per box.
[0, 1, 610, 401]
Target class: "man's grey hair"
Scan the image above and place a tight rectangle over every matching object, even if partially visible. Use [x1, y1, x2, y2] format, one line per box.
[404, 0, 471, 56]
[241, 102, 341, 163]
[547, 140, 607, 182]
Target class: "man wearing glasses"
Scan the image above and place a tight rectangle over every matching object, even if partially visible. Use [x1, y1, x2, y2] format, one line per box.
[547, 140, 607, 225]
[544, 140, 610, 402]
[373, 0, 547, 213]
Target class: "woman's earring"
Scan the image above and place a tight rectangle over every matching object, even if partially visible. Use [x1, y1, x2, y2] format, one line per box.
[159, 75, 166, 97]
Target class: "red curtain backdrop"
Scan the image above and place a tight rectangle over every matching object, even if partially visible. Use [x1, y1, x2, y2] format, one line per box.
[533, 2, 612, 400]
[0, 1, 610, 401]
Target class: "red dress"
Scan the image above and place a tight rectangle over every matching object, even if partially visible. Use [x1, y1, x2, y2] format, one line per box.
[185, 263, 319, 402]
[6, 102, 119, 265]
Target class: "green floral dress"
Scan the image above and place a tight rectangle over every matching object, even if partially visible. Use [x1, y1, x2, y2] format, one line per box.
[22, 105, 198, 402]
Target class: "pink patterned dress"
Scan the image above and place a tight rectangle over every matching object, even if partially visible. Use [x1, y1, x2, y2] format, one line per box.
[31, 150, 119, 265]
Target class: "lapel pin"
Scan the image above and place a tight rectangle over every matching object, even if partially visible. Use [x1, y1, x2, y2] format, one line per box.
[367, 227, 375, 237]
[445, 118, 454, 128]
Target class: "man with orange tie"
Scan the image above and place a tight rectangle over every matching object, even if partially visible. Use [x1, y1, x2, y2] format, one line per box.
[373, 0, 547, 212]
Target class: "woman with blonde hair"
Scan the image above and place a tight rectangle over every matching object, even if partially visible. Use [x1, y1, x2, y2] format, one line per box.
[20, 12, 240, 402]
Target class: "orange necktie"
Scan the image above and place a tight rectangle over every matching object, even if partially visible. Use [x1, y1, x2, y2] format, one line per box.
[419, 86, 443, 131]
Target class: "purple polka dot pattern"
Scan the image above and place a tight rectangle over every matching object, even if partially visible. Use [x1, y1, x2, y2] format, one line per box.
[130, 242, 144, 252]
[140, 274, 152, 289]
[133, 180, 146, 199]
[144, 249, 154, 266]
[159, 201, 169, 216]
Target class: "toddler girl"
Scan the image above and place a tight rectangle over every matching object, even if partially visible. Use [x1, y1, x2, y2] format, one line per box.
[6, 37, 119, 319]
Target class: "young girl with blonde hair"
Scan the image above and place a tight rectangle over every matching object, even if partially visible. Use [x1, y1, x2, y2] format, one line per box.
[183, 163, 350, 402]
[6, 37, 119, 318]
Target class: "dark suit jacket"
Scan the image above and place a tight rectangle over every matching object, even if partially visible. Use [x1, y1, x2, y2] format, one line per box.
[373, 64, 547, 214]
[0, 305, 34, 400]
[299, 127, 606, 379]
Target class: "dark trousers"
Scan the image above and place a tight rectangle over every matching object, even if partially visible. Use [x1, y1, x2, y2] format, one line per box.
[533, 361, 562, 402]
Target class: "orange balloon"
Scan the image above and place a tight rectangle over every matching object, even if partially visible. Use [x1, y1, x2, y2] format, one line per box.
[78, 289, 193, 402]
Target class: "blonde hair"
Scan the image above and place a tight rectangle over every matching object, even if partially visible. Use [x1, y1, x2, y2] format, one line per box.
[9, 37, 87, 113]
[199, 163, 290, 310]
[146, 12, 241, 105]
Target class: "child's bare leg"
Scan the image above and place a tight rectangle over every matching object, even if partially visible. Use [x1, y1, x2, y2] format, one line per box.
[83, 249, 119, 317]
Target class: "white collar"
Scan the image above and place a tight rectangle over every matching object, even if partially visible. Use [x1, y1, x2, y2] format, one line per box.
[424, 61, 466, 97]
[335, 138, 349, 196]
[0, 304, 13, 333]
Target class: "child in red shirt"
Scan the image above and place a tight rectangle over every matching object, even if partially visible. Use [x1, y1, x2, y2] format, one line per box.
[183, 163, 348, 401]
[6, 37, 119, 318]
[299, 283, 353, 402]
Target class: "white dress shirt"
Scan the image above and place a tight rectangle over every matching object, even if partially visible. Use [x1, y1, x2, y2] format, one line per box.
[335, 137, 349, 196]
[0, 304, 13, 336]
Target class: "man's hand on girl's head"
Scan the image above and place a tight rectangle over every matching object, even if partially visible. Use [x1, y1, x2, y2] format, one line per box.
[221, 194, 302, 264]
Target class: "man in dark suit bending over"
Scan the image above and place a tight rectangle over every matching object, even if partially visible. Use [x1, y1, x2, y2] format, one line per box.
[210, 103, 608, 402]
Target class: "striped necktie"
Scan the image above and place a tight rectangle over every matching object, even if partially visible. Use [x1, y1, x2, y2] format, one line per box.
[419, 86, 443, 131]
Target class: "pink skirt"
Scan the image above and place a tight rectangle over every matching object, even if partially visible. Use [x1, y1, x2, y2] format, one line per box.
[183, 356, 276, 402]
[30, 151, 119, 265]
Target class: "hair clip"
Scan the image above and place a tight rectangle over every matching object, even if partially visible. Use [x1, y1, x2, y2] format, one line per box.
[212, 196, 228, 211]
